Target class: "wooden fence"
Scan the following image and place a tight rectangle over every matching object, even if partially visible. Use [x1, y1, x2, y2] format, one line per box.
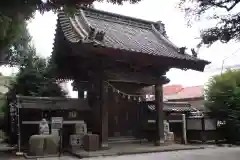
[186, 117, 218, 143]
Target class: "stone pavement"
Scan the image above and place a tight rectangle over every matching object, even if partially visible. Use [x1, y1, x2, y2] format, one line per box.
[0, 143, 216, 159]
[84, 147, 240, 160]
[36, 157, 75, 160]
[35, 147, 240, 160]
[68, 143, 209, 158]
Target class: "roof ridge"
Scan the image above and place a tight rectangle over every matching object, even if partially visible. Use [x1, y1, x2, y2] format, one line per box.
[57, 12, 81, 43]
[81, 7, 157, 30]
[151, 24, 179, 53]
[81, 6, 157, 24]
[183, 85, 204, 89]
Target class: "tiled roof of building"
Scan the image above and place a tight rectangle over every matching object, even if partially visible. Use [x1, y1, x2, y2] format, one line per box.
[141, 84, 183, 95]
[163, 85, 183, 95]
[165, 85, 204, 100]
[142, 85, 204, 101]
[56, 7, 209, 71]
[147, 102, 196, 112]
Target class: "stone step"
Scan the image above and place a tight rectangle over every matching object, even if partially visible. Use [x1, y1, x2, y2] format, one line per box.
[108, 137, 142, 144]
[108, 136, 135, 141]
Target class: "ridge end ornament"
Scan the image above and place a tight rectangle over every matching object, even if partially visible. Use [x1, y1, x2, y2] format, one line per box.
[95, 31, 105, 41]
[88, 26, 95, 40]
[178, 47, 187, 54]
[191, 48, 198, 58]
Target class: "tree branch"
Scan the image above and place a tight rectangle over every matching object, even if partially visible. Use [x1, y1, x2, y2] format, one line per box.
[208, 0, 240, 11]
[226, 0, 240, 11]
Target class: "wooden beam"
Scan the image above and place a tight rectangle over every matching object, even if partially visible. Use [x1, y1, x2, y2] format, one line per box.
[106, 71, 169, 85]
[107, 72, 156, 85]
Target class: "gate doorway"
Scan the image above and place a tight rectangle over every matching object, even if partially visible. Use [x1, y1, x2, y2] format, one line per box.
[169, 122, 183, 143]
[108, 98, 139, 138]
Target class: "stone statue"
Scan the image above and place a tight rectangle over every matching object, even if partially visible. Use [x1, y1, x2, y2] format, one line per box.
[164, 120, 170, 133]
[39, 119, 49, 135]
[164, 120, 169, 141]
[163, 120, 174, 142]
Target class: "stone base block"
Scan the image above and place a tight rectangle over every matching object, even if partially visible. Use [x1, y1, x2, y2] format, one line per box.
[167, 132, 174, 141]
[165, 132, 175, 144]
[44, 135, 59, 155]
[28, 134, 59, 156]
[29, 135, 45, 156]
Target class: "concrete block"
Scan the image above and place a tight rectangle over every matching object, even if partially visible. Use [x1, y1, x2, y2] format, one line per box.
[44, 135, 59, 155]
[29, 135, 45, 156]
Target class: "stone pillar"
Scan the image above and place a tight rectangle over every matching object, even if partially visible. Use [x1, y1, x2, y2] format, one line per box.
[154, 79, 165, 146]
[99, 65, 108, 148]
[182, 114, 187, 144]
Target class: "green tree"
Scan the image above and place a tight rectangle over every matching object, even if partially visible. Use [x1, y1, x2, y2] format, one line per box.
[8, 47, 66, 97]
[0, 16, 30, 64]
[205, 69, 240, 143]
[179, 0, 240, 47]
[1, 45, 66, 143]
[1, 21, 31, 66]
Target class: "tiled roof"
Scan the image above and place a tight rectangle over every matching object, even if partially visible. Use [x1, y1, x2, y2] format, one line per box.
[147, 102, 196, 112]
[57, 7, 209, 70]
[163, 85, 183, 95]
[141, 84, 183, 95]
[165, 85, 204, 100]
[142, 85, 204, 101]
[17, 96, 91, 111]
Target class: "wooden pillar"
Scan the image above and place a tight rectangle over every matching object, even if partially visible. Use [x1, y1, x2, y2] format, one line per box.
[155, 79, 165, 146]
[201, 117, 206, 143]
[99, 63, 108, 148]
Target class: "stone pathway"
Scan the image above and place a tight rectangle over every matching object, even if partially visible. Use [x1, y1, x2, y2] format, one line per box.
[69, 144, 209, 158]
[0, 144, 216, 159]
[36, 147, 240, 160]
[37, 157, 77, 160]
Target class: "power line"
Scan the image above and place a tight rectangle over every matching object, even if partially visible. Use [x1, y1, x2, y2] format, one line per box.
[204, 47, 240, 73]
[207, 47, 240, 71]
[221, 47, 240, 74]
[205, 63, 240, 72]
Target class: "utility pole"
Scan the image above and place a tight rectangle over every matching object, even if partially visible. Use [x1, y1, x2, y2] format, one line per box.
[221, 48, 240, 75]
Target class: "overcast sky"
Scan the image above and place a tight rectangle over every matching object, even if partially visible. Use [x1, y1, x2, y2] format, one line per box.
[4, 0, 240, 97]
